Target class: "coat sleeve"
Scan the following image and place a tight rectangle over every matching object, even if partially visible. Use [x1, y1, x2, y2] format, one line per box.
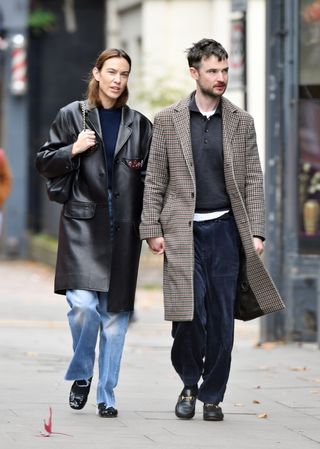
[140, 118, 153, 183]
[35, 108, 80, 179]
[140, 113, 168, 239]
[0, 154, 12, 207]
[244, 117, 265, 239]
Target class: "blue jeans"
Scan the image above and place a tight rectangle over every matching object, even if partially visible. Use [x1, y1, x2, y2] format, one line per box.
[171, 215, 241, 404]
[65, 289, 130, 407]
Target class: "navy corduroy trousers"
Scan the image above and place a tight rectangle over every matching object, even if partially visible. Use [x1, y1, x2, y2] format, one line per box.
[171, 215, 241, 404]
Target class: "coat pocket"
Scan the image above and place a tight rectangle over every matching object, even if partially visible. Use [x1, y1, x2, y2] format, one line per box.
[122, 158, 144, 170]
[63, 201, 96, 219]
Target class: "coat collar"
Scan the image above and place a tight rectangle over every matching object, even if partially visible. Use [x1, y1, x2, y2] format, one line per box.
[82, 101, 134, 156]
[83, 100, 102, 137]
[171, 94, 194, 182]
[171, 92, 241, 169]
[220, 96, 240, 163]
[173, 92, 240, 116]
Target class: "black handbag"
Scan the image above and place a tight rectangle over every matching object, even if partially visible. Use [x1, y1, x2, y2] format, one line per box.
[46, 172, 76, 204]
[45, 101, 86, 204]
[234, 252, 264, 321]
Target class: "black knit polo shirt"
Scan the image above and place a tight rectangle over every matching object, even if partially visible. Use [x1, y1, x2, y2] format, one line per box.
[189, 94, 231, 213]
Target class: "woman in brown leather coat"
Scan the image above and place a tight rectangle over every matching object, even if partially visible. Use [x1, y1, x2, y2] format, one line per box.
[36, 48, 152, 418]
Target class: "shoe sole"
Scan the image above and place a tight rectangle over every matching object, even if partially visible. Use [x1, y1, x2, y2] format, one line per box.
[70, 402, 87, 410]
[98, 414, 118, 418]
[175, 407, 195, 419]
[203, 415, 224, 421]
[96, 410, 118, 418]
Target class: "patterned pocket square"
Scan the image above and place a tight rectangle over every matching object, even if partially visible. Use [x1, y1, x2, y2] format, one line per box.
[124, 159, 144, 169]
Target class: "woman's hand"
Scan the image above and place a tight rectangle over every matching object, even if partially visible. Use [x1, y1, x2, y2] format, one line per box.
[71, 130, 96, 156]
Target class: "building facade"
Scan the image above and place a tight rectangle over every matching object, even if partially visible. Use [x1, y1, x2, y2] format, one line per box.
[264, 0, 320, 345]
[106, 0, 267, 165]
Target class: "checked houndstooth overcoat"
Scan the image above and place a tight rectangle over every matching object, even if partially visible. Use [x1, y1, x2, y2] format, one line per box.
[140, 93, 285, 321]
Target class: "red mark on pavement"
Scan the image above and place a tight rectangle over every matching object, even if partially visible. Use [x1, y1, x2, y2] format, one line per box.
[38, 407, 73, 438]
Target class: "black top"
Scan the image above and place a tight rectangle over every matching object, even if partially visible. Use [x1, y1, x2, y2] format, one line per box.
[189, 94, 231, 213]
[98, 107, 122, 189]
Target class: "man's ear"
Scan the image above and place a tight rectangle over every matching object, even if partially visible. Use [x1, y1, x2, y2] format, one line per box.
[92, 67, 100, 82]
[189, 67, 199, 81]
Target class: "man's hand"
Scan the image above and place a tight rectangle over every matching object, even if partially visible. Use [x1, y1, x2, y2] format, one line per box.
[253, 237, 264, 256]
[71, 130, 96, 156]
[147, 237, 165, 255]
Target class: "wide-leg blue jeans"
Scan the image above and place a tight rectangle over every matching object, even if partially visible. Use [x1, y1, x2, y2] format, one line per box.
[64, 190, 130, 407]
[171, 215, 241, 404]
[65, 289, 130, 407]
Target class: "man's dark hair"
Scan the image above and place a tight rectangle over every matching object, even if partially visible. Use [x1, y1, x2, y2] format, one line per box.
[186, 38, 228, 69]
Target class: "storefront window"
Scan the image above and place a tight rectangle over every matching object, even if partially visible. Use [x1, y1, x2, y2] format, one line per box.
[298, 0, 320, 253]
[299, 0, 320, 84]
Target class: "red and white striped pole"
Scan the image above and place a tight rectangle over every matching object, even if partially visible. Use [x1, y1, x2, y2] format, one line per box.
[10, 34, 27, 96]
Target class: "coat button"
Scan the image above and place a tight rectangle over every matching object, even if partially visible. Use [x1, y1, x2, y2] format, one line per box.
[114, 192, 120, 198]
[115, 159, 120, 164]
[191, 192, 194, 198]
[188, 221, 192, 227]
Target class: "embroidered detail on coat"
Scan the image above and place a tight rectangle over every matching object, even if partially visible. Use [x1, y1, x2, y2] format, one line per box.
[125, 159, 143, 169]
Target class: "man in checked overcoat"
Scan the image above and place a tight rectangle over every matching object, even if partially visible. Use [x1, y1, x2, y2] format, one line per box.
[140, 38, 284, 422]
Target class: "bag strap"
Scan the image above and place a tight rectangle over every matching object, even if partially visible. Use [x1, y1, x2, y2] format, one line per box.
[80, 101, 86, 131]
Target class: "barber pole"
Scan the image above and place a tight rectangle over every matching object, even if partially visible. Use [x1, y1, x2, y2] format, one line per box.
[10, 34, 27, 95]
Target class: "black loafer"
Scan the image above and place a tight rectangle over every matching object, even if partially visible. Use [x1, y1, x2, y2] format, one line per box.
[175, 387, 198, 419]
[69, 377, 92, 410]
[203, 403, 224, 421]
[97, 403, 118, 418]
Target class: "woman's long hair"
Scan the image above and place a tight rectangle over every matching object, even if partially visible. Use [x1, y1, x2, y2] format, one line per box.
[87, 48, 132, 108]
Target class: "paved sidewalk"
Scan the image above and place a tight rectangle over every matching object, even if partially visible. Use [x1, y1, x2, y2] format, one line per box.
[0, 260, 320, 448]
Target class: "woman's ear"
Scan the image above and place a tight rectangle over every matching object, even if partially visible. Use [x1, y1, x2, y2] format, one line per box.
[92, 67, 100, 82]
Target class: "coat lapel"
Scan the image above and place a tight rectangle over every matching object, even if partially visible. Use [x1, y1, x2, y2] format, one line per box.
[221, 96, 240, 164]
[83, 102, 133, 157]
[84, 101, 103, 140]
[114, 106, 133, 157]
[172, 95, 195, 183]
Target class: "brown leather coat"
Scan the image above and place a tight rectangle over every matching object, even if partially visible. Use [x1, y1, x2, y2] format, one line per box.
[36, 100, 152, 312]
